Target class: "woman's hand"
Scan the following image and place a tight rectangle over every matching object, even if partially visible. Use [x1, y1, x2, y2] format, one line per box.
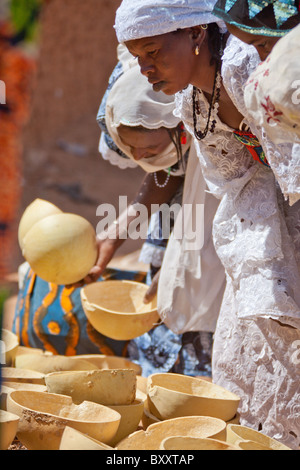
[143, 268, 160, 304]
[67, 236, 119, 288]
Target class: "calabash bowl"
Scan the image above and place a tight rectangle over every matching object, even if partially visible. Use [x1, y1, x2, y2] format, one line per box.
[6, 390, 121, 450]
[45, 369, 136, 406]
[147, 373, 240, 422]
[1, 329, 19, 366]
[116, 415, 227, 450]
[71, 354, 142, 375]
[0, 410, 20, 450]
[80, 280, 159, 340]
[108, 398, 145, 446]
[59, 426, 114, 450]
[226, 424, 292, 450]
[160, 436, 240, 450]
[15, 353, 96, 374]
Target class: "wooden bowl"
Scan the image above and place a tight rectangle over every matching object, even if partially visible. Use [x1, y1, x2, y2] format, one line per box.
[227, 424, 292, 451]
[116, 416, 227, 450]
[0, 410, 20, 450]
[45, 369, 136, 405]
[147, 373, 240, 422]
[80, 280, 159, 340]
[7, 390, 121, 450]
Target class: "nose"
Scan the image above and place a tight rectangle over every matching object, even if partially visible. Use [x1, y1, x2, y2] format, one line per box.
[131, 148, 148, 161]
[138, 57, 155, 77]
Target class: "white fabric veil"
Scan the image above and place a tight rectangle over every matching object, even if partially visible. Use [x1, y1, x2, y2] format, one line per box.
[115, 0, 226, 43]
[104, 45, 191, 173]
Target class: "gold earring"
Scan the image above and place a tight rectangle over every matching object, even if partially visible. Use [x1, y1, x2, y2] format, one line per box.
[201, 24, 208, 30]
[195, 44, 200, 56]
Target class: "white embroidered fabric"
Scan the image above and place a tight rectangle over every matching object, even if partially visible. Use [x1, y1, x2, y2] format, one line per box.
[99, 133, 139, 170]
[174, 36, 300, 449]
[222, 36, 300, 207]
[114, 0, 226, 44]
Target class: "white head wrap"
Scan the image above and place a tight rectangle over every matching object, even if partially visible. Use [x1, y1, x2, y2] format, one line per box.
[104, 46, 191, 173]
[115, 0, 226, 43]
[244, 24, 300, 145]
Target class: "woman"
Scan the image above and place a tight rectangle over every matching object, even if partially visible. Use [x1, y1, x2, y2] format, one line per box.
[114, 0, 300, 449]
[212, 0, 300, 145]
[93, 45, 224, 376]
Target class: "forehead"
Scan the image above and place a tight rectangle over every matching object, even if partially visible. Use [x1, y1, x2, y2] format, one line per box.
[226, 23, 265, 44]
[118, 125, 167, 145]
[125, 32, 174, 53]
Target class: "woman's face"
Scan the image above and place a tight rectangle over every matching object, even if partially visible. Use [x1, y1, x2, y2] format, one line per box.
[226, 23, 279, 60]
[117, 125, 171, 161]
[125, 30, 199, 95]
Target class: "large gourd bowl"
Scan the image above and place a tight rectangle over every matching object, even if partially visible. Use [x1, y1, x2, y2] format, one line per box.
[80, 280, 159, 340]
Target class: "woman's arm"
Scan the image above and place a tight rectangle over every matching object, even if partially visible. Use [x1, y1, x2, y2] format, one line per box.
[79, 171, 183, 285]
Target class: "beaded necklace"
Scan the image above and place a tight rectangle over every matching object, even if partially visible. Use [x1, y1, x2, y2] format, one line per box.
[192, 65, 222, 141]
[192, 31, 225, 142]
[153, 124, 185, 188]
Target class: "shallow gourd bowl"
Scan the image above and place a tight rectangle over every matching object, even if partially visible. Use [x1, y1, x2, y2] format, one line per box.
[70, 354, 142, 375]
[147, 373, 240, 422]
[0, 382, 47, 411]
[160, 436, 240, 450]
[136, 375, 148, 394]
[142, 407, 161, 429]
[116, 416, 227, 450]
[1, 367, 45, 385]
[108, 399, 145, 446]
[15, 353, 97, 374]
[59, 426, 114, 450]
[1, 329, 19, 366]
[0, 410, 20, 450]
[80, 280, 159, 340]
[15, 346, 53, 358]
[45, 369, 137, 406]
[6, 390, 121, 450]
[226, 424, 292, 451]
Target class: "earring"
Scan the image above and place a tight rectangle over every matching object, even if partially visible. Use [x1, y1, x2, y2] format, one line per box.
[201, 24, 208, 30]
[195, 44, 200, 56]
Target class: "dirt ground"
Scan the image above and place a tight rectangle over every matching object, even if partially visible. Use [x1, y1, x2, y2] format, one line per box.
[2, 0, 147, 326]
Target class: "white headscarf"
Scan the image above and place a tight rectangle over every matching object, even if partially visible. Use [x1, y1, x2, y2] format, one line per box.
[115, 0, 226, 43]
[105, 46, 191, 173]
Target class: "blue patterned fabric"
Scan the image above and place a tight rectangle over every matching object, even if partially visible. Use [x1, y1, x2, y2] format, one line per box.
[12, 266, 146, 357]
[213, 0, 300, 36]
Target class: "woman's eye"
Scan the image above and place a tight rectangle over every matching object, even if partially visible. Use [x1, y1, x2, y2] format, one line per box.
[148, 49, 158, 57]
[257, 41, 267, 48]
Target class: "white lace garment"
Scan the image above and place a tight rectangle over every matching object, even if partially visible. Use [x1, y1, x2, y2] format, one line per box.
[175, 35, 300, 449]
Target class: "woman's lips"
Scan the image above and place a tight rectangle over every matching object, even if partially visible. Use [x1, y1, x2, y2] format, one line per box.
[151, 80, 166, 92]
